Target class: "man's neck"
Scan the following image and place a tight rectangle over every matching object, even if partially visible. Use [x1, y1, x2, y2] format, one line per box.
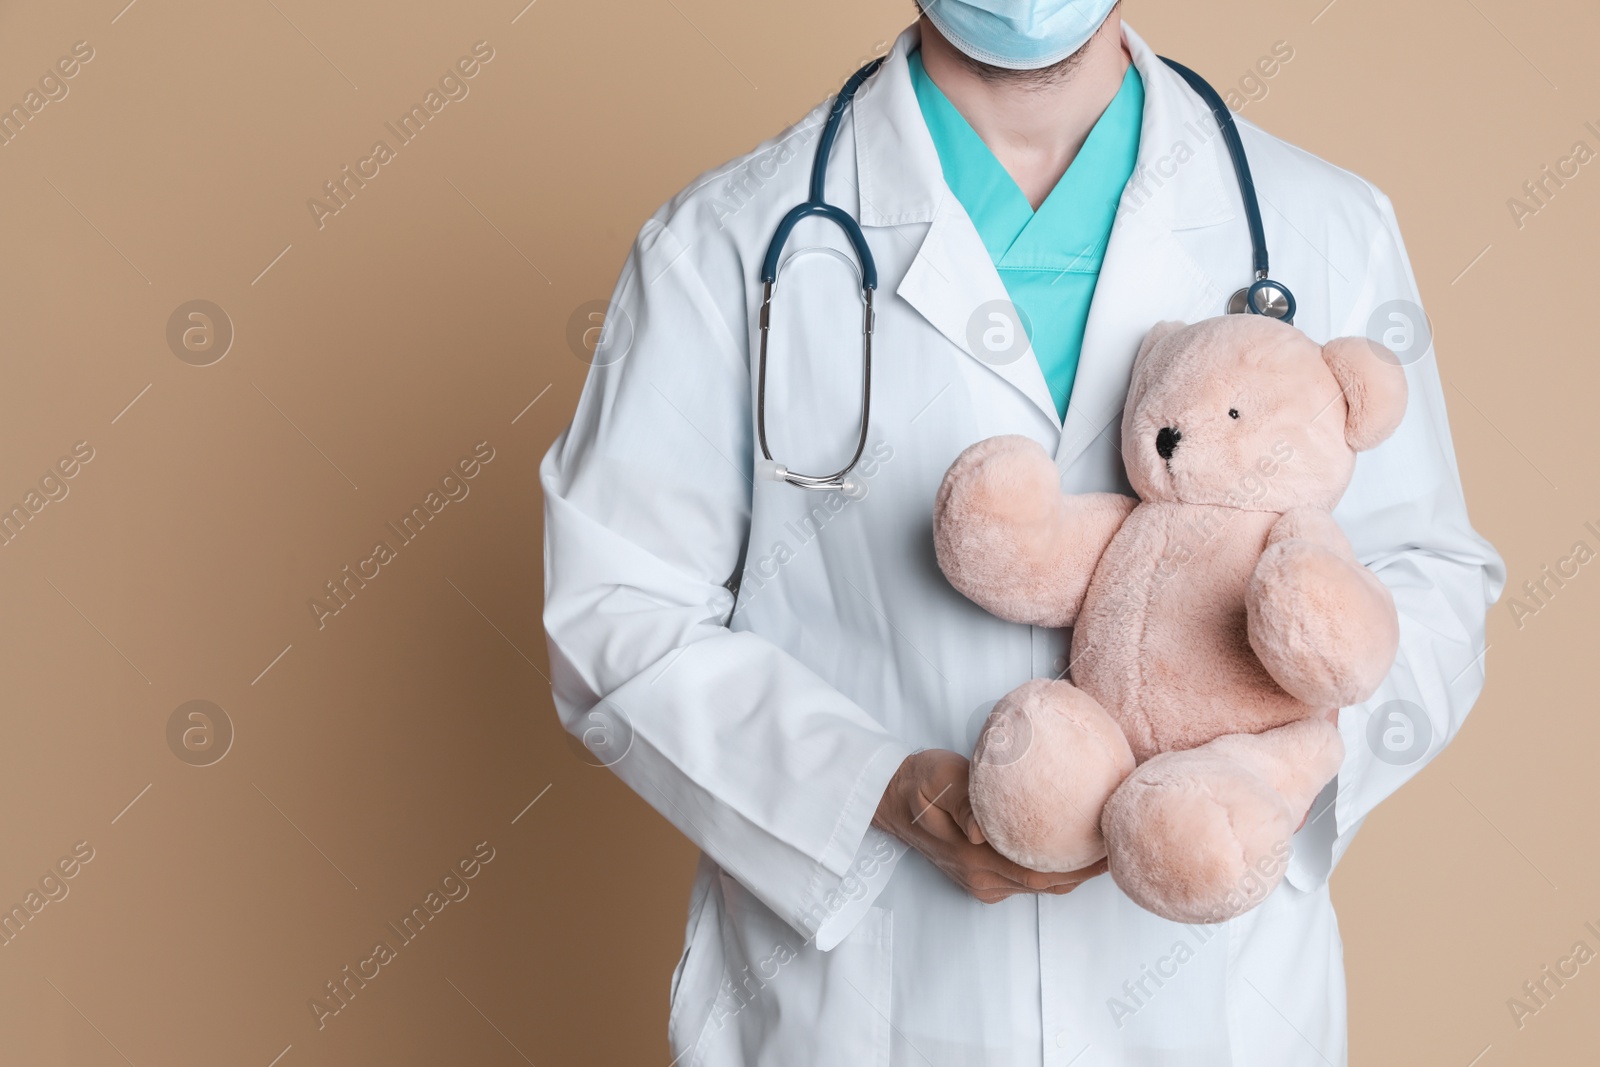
[917, 15, 1131, 210]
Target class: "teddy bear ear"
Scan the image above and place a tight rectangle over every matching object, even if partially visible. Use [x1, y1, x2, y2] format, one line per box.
[1135, 320, 1187, 367]
[1320, 337, 1409, 451]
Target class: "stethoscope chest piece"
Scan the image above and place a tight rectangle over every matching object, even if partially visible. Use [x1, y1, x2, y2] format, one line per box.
[1160, 56, 1298, 328]
[1227, 275, 1297, 324]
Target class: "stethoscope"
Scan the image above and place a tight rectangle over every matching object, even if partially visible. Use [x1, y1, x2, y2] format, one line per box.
[756, 55, 1297, 493]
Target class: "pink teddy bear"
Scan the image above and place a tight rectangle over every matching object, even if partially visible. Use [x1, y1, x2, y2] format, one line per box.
[933, 315, 1408, 923]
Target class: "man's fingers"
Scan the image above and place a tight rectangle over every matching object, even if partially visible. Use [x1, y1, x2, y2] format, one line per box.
[986, 855, 1066, 888]
[954, 797, 986, 845]
[940, 847, 1034, 895]
[1041, 861, 1110, 894]
[900, 752, 1106, 903]
[1068, 857, 1109, 880]
[963, 874, 1024, 905]
[950, 838, 1083, 890]
[955, 855, 1107, 902]
[1008, 857, 1108, 892]
[923, 759, 987, 845]
[974, 889, 1017, 905]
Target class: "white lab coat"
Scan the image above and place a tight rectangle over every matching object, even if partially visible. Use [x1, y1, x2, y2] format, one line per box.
[542, 23, 1503, 1067]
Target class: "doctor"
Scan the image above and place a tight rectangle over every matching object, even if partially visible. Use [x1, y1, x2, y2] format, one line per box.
[542, 2, 1502, 1063]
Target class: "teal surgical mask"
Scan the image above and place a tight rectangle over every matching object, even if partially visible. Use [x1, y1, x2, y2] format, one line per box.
[922, 0, 1120, 70]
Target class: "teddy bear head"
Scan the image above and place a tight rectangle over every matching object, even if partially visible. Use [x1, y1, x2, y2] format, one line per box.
[1119, 315, 1409, 512]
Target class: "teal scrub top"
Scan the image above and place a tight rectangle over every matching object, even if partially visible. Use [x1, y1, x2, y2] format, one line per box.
[908, 51, 1144, 420]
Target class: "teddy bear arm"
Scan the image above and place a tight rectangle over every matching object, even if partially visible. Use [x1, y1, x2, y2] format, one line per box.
[934, 435, 1134, 627]
[1041, 492, 1138, 625]
[1264, 507, 1353, 555]
[1247, 510, 1400, 708]
[943, 490, 1132, 627]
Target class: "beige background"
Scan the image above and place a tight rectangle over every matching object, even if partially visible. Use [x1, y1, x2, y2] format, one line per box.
[0, 0, 1593, 1063]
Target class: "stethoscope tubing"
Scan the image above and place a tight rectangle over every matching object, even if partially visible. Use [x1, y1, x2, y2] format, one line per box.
[1158, 56, 1271, 280]
[756, 52, 1295, 493]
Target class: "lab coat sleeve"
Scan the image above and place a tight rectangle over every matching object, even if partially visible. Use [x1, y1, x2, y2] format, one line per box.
[541, 215, 917, 950]
[1286, 189, 1507, 890]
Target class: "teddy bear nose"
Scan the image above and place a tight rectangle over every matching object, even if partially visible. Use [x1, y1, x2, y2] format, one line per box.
[1156, 426, 1182, 461]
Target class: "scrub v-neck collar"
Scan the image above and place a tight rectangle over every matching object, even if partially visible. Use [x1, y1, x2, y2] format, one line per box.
[907, 50, 1144, 277]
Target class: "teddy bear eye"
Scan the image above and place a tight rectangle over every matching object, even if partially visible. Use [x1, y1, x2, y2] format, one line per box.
[1228, 408, 1240, 420]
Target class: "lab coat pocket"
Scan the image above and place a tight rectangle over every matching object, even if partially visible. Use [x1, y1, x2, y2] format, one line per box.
[669, 869, 726, 1059]
[692, 893, 894, 1067]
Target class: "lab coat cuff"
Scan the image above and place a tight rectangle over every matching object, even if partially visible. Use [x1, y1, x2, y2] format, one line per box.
[816, 739, 915, 878]
[1285, 778, 1339, 892]
[1286, 712, 1383, 893]
[796, 740, 914, 950]
[809, 831, 909, 952]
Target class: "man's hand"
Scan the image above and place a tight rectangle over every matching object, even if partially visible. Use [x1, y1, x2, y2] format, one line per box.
[872, 749, 1106, 904]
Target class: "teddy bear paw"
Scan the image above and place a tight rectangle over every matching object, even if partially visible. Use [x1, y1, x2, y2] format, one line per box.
[969, 679, 1136, 872]
[1102, 749, 1296, 924]
[1246, 538, 1400, 708]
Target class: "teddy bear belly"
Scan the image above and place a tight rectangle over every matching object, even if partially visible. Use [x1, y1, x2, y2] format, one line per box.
[1069, 503, 1315, 763]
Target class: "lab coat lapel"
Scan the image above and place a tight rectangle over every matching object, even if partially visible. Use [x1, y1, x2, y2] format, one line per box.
[897, 199, 1063, 428]
[1055, 23, 1243, 478]
[853, 27, 1062, 430]
[1056, 200, 1223, 476]
[850, 23, 1249, 446]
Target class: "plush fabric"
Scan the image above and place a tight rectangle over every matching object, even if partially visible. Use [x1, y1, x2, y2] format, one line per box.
[1101, 715, 1345, 923]
[934, 315, 1407, 922]
[969, 678, 1137, 871]
[934, 435, 1136, 627]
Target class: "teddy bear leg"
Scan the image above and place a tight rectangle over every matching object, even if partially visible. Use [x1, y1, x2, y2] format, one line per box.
[1101, 716, 1344, 923]
[969, 678, 1137, 872]
[1247, 521, 1400, 708]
